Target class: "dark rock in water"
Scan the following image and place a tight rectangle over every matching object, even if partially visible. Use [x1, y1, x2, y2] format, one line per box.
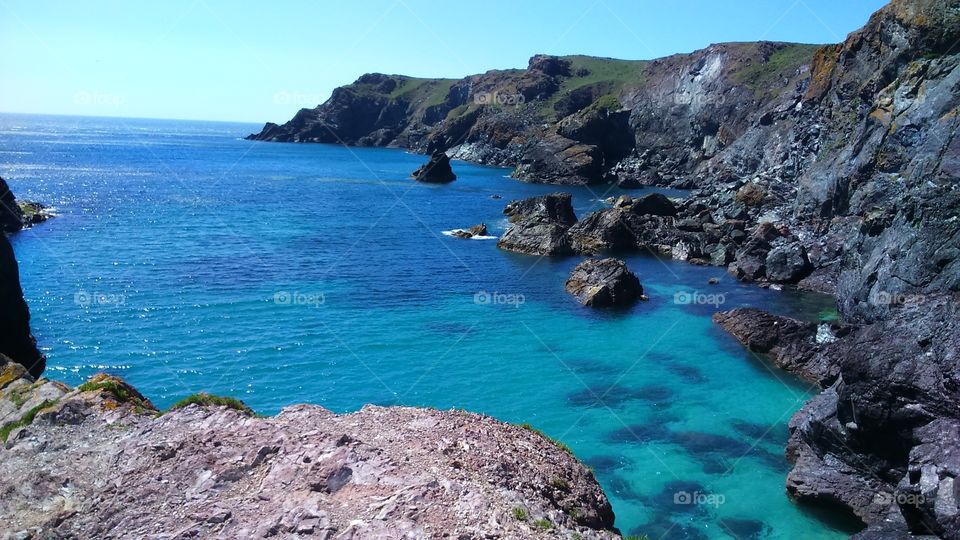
[411, 151, 456, 183]
[450, 223, 488, 239]
[718, 518, 768, 539]
[631, 193, 677, 217]
[713, 308, 836, 386]
[606, 422, 671, 444]
[565, 258, 643, 308]
[567, 207, 639, 254]
[766, 242, 812, 283]
[490, 194, 502, 200]
[667, 363, 707, 384]
[497, 193, 577, 255]
[0, 234, 45, 378]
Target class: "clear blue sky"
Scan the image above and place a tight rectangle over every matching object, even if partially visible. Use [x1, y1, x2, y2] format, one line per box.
[1, 0, 888, 123]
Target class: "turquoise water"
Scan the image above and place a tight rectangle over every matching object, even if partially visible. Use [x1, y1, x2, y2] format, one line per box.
[2, 114, 851, 539]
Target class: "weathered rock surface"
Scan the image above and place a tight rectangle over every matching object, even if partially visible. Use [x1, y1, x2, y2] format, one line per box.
[0, 235, 44, 379]
[411, 151, 457, 183]
[497, 193, 578, 255]
[565, 258, 643, 308]
[0, 365, 620, 539]
[712, 308, 839, 386]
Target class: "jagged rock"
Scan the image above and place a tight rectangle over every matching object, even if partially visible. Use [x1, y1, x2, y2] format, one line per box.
[412, 151, 456, 183]
[450, 223, 488, 239]
[0, 235, 44, 378]
[497, 193, 577, 255]
[565, 258, 643, 308]
[712, 308, 838, 385]
[766, 242, 813, 283]
[0, 369, 619, 539]
[568, 208, 638, 254]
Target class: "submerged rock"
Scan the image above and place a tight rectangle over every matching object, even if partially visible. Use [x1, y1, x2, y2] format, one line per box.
[497, 193, 578, 255]
[412, 151, 456, 183]
[565, 258, 643, 308]
[0, 366, 620, 539]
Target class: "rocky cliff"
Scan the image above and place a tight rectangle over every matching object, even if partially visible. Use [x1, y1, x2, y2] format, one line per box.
[253, 0, 960, 536]
[0, 366, 620, 539]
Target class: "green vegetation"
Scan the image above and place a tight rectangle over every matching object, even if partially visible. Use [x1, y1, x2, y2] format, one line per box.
[550, 476, 571, 491]
[518, 423, 574, 455]
[541, 55, 647, 120]
[511, 507, 528, 521]
[532, 518, 554, 530]
[169, 392, 253, 415]
[0, 399, 57, 442]
[582, 94, 622, 115]
[732, 44, 821, 99]
[6, 385, 30, 409]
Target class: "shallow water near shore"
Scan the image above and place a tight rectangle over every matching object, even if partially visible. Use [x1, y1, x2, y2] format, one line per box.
[2, 113, 854, 539]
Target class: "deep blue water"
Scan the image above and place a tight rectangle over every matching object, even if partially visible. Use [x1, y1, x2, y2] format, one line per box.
[2, 113, 850, 539]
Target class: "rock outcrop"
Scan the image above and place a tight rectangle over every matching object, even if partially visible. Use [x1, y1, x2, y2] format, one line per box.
[0, 177, 52, 233]
[565, 258, 643, 308]
[0, 235, 44, 379]
[450, 223, 488, 239]
[712, 308, 841, 386]
[412, 151, 456, 183]
[497, 193, 578, 255]
[0, 365, 620, 539]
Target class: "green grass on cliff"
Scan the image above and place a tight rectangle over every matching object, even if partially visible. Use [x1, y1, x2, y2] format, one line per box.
[169, 392, 254, 415]
[0, 399, 58, 442]
[732, 43, 822, 99]
[388, 77, 458, 107]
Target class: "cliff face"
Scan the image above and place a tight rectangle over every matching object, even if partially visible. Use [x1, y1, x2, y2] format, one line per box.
[249, 45, 818, 186]
[0, 235, 45, 379]
[0, 367, 619, 539]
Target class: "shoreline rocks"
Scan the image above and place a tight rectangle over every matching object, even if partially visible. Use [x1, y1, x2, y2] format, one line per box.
[0, 363, 620, 539]
[1, 178, 52, 233]
[497, 193, 578, 255]
[565, 258, 643, 308]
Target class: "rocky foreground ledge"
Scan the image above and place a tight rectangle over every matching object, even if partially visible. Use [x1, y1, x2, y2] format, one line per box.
[0, 362, 619, 539]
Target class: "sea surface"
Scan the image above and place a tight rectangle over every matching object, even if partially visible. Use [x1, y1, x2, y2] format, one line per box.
[1, 113, 855, 539]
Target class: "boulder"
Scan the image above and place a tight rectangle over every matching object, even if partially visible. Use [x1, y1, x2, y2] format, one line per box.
[412, 151, 456, 183]
[766, 243, 813, 283]
[567, 208, 638, 254]
[630, 193, 677, 217]
[565, 258, 643, 308]
[497, 193, 577, 255]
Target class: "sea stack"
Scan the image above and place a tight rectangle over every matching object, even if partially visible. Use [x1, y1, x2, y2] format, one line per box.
[412, 151, 456, 183]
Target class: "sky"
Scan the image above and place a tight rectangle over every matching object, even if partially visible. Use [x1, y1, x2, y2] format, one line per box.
[1, 0, 889, 124]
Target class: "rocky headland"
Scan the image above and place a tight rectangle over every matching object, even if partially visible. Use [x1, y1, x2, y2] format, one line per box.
[0, 177, 52, 234]
[251, 0, 960, 535]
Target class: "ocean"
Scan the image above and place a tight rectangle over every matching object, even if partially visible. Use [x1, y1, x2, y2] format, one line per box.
[1, 113, 855, 539]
